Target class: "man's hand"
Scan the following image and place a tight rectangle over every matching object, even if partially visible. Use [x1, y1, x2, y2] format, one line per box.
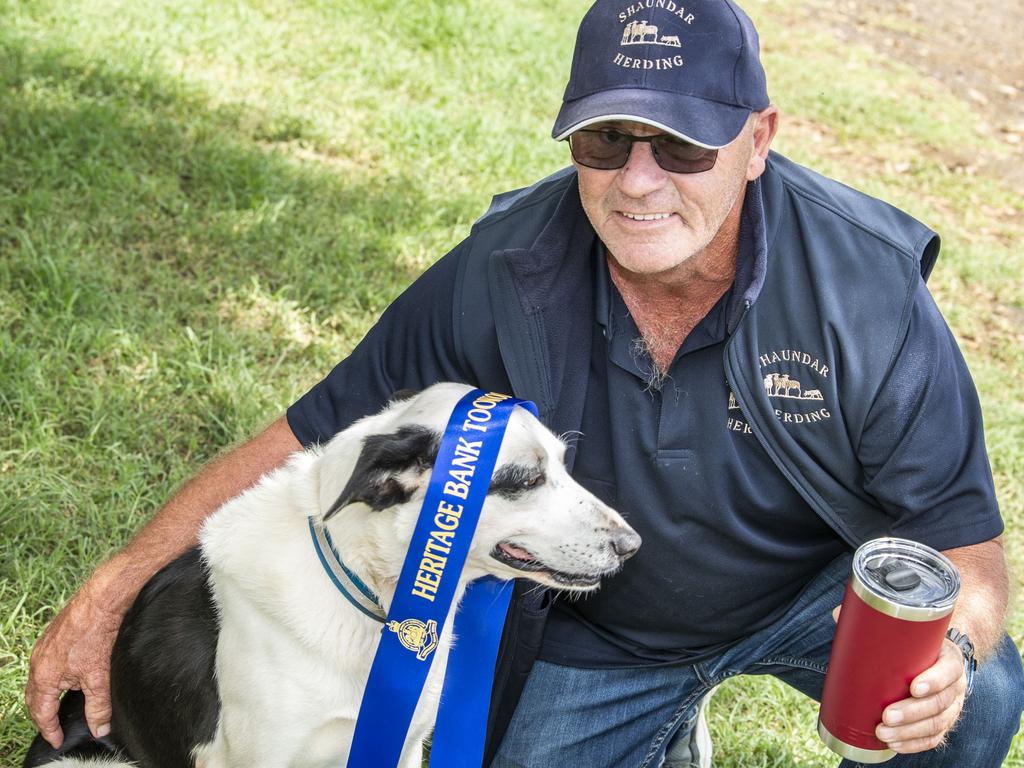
[872, 537, 1007, 754]
[874, 638, 967, 753]
[24, 415, 302, 749]
[25, 577, 124, 749]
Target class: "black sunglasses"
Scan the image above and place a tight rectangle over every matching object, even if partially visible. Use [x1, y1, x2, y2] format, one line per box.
[568, 128, 718, 174]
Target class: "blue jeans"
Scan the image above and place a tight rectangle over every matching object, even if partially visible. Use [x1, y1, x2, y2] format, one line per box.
[491, 554, 1024, 767]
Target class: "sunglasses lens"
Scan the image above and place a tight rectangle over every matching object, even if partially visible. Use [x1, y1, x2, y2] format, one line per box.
[653, 135, 718, 173]
[569, 129, 631, 170]
[568, 129, 719, 174]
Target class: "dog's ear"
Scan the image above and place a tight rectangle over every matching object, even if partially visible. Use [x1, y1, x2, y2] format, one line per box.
[324, 425, 439, 519]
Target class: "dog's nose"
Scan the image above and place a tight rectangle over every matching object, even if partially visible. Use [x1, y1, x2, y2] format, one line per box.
[612, 530, 642, 561]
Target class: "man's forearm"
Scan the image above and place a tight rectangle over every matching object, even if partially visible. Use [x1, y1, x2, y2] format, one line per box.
[88, 415, 303, 616]
[942, 537, 1009, 661]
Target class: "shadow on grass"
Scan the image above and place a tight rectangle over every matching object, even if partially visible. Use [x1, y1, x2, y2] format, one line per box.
[2, 37, 437, 309]
[0, 26, 446, 455]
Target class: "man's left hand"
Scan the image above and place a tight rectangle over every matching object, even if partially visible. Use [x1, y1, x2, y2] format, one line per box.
[875, 638, 968, 753]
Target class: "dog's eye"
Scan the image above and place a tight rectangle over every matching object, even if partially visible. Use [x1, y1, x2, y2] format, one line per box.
[490, 465, 545, 498]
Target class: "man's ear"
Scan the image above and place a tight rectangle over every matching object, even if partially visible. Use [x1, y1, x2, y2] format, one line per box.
[323, 425, 439, 519]
[746, 105, 779, 181]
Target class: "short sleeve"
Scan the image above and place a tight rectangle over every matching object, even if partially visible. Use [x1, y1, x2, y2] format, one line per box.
[858, 277, 1003, 551]
[286, 244, 470, 447]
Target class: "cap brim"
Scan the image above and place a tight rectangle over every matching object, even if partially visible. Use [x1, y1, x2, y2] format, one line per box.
[552, 89, 750, 149]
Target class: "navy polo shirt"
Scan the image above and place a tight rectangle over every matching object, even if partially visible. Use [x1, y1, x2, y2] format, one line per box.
[538, 208, 847, 668]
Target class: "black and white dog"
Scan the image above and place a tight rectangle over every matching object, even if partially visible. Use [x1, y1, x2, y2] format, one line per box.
[26, 383, 640, 768]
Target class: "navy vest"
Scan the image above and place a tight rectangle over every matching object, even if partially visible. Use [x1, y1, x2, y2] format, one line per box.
[453, 153, 940, 761]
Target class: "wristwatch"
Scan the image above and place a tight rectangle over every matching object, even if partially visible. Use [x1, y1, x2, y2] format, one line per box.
[946, 627, 977, 696]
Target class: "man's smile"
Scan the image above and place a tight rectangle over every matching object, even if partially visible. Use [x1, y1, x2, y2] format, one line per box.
[619, 211, 674, 222]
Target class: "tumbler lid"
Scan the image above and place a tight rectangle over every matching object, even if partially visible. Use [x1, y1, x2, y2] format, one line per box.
[852, 538, 960, 621]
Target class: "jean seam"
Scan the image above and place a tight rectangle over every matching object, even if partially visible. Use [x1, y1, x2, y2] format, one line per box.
[754, 655, 828, 675]
[638, 687, 710, 768]
[693, 662, 716, 688]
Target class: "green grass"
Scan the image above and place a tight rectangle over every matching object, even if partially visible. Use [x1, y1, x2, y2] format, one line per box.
[1, 0, 1022, 765]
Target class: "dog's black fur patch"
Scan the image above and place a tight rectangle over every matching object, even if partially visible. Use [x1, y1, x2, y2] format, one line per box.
[23, 690, 125, 766]
[110, 547, 221, 766]
[24, 547, 221, 768]
[389, 388, 420, 403]
[324, 425, 439, 518]
[489, 463, 546, 500]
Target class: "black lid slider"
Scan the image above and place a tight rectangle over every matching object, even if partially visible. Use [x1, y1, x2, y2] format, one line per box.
[869, 557, 922, 592]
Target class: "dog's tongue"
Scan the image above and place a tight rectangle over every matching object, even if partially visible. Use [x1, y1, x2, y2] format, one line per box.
[500, 542, 534, 561]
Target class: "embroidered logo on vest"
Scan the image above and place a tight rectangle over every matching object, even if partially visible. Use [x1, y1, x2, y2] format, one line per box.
[727, 349, 833, 436]
[760, 348, 832, 427]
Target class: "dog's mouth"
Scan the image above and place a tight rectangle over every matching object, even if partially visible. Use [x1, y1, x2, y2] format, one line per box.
[490, 541, 604, 589]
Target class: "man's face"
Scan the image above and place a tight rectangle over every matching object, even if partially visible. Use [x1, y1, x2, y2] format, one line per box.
[574, 113, 775, 278]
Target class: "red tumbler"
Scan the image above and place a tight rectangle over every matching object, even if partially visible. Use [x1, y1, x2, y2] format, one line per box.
[818, 538, 960, 763]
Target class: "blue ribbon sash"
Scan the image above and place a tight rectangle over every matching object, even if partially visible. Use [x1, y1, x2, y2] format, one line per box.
[346, 389, 538, 768]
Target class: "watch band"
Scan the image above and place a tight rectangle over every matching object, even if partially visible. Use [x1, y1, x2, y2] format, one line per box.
[946, 627, 977, 696]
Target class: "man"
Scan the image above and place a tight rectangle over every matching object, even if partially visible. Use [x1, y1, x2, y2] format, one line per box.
[27, 1, 1023, 766]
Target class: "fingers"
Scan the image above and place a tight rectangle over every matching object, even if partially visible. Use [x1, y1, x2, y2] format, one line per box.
[26, 634, 67, 749]
[876, 686, 962, 750]
[878, 730, 952, 754]
[875, 641, 967, 754]
[907, 640, 966, 698]
[83, 674, 113, 739]
[24, 677, 65, 750]
[25, 588, 122, 747]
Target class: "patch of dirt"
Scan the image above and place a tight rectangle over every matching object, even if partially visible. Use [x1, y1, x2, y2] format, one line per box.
[818, 0, 1024, 195]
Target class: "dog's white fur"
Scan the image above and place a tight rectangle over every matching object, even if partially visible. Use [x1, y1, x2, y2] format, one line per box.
[41, 383, 639, 768]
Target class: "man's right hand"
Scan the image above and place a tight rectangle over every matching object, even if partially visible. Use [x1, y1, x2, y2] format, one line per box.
[25, 576, 124, 749]
[24, 415, 302, 750]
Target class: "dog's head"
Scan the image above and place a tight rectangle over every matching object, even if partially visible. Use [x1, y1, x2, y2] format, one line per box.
[316, 383, 640, 592]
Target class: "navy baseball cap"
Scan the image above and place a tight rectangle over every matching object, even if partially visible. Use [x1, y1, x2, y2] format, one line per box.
[553, 0, 770, 149]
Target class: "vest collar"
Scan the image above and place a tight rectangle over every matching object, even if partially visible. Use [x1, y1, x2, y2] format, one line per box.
[728, 174, 770, 334]
[496, 175, 595, 312]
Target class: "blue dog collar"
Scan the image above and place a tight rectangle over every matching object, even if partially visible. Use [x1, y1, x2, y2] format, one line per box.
[308, 517, 386, 623]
